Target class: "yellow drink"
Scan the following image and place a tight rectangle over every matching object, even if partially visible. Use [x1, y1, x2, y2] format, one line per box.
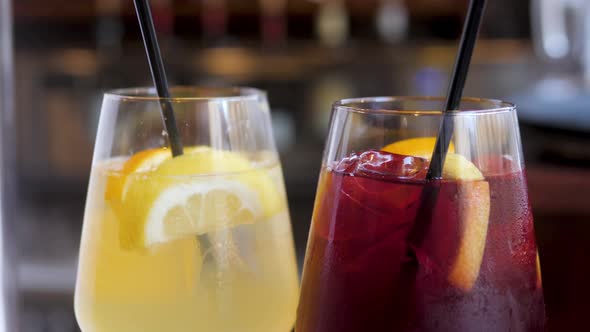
[75, 152, 299, 332]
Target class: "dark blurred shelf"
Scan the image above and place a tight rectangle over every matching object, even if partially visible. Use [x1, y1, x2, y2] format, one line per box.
[13, 0, 466, 19]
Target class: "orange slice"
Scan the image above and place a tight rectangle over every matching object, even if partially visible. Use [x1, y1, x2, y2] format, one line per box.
[383, 137, 490, 291]
[105, 148, 172, 201]
[447, 180, 490, 291]
[382, 137, 455, 159]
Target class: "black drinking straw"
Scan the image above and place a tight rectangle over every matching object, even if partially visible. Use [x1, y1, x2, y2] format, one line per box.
[133, 0, 184, 156]
[426, 0, 487, 180]
[408, 0, 487, 248]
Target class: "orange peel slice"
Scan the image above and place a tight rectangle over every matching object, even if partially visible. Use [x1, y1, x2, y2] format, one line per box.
[383, 137, 490, 291]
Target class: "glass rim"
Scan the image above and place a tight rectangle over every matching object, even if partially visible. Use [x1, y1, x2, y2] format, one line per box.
[334, 96, 516, 116]
[104, 86, 266, 102]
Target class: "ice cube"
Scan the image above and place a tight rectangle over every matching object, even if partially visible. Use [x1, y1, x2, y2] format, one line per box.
[333, 154, 360, 174]
[355, 150, 427, 180]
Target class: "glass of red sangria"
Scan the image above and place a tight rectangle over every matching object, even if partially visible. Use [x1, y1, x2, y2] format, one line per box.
[296, 97, 545, 332]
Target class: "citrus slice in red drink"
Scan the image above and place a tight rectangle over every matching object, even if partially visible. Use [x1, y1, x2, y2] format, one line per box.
[383, 137, 490, 291]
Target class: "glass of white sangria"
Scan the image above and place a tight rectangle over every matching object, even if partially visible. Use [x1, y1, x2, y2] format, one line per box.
[75, 87, 299, 332]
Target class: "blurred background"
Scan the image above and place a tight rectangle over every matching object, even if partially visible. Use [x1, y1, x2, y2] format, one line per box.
[2, 0, 590, 330]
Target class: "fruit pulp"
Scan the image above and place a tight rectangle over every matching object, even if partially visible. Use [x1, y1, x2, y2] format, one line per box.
[75, 158, 299, 332]
[296, 150, 545, 332]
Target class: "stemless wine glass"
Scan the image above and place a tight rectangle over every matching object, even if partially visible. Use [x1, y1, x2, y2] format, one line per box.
[296, 97, 545, 331]
[75, 87, 299, 332]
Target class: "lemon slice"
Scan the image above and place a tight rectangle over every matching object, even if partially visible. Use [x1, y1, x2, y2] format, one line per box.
[154, 150, 282, 217]
[143, 180, 261, 246]
[105, 146, 210, 201]
[115, 148, 282, 249]
[383, 137, 490, 291]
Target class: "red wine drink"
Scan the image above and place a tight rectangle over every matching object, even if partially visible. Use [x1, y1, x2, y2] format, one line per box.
[296, 97, 545, 332]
